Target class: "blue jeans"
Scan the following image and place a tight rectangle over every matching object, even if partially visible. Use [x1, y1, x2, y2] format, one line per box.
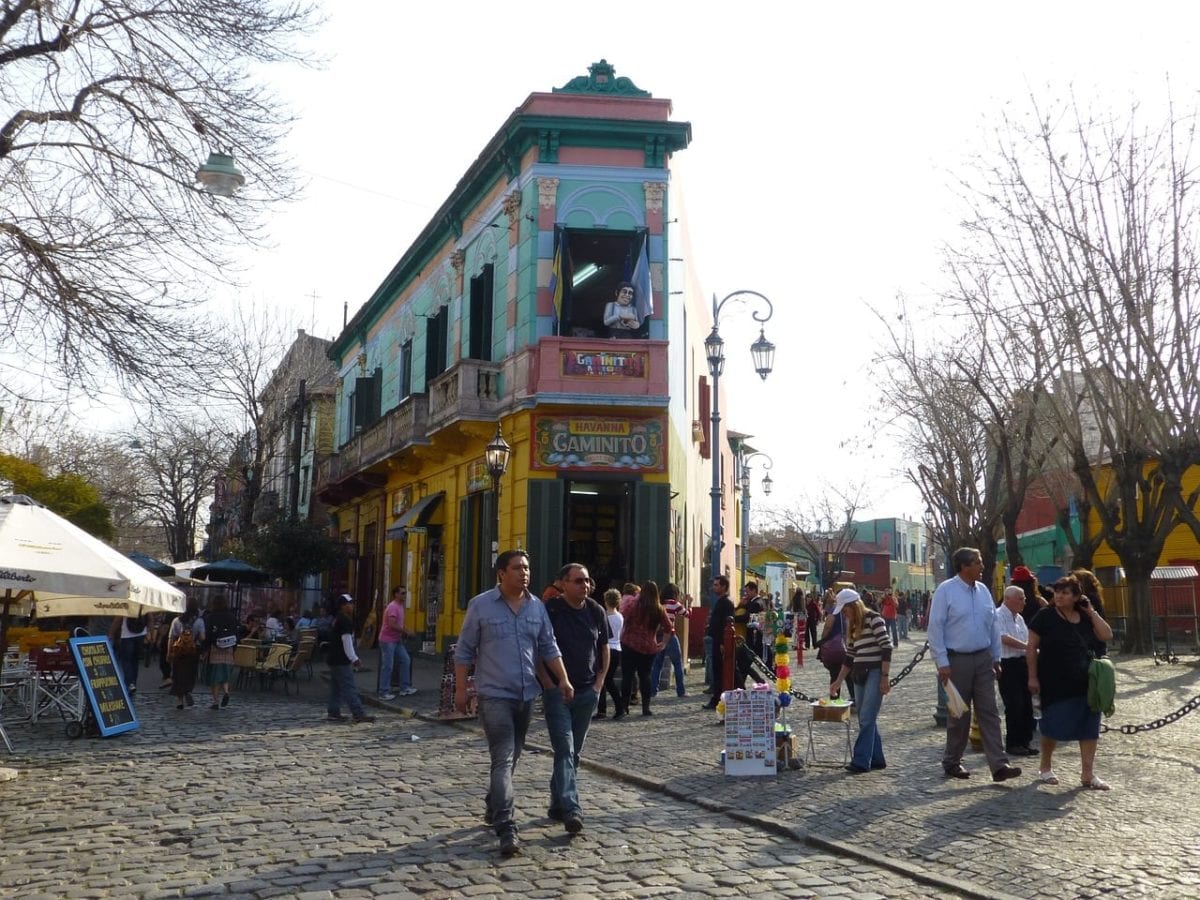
[542, 686, 597, 818]
[650, 634, 686, 696]
[898, 615, 909, 639]
[851, 667, 886, 771]
[477, 697, 534, 835]
[884, 617, 899, 646]
[378, 640, 411, 693]
[327, 664, 365, 717]
[119, 636, 144, 691]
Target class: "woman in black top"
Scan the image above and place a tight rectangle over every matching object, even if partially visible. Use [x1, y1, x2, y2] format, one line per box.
[1027, 575, 1114, 790]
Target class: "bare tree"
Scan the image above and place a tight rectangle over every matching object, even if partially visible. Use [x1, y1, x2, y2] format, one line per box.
[131, 420, 227, 562]
[0, 0, 320, 402]
[946, 95, 1200, 651]
[761, 488, 865, 590]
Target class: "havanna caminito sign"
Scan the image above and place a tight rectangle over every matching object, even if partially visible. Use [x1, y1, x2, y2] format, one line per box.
[532, 415, 665, 473]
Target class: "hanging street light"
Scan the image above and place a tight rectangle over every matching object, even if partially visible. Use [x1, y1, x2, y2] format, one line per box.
[196, 151, 245, 197]
[484, 423, 512, 564]
[739, 450, 774, 591]
[707, 290, 775, 591]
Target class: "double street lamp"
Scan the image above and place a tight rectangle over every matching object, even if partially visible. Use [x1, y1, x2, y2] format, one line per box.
[484, 423, 512, 565]
[705, 290, 776, 587]
[739, 451, 773, 590]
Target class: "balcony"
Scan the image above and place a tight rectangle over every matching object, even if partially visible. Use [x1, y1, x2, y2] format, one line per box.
[316, 394, 429, 501]
[426, 359, 504, 431]
[517, 336, 669, 402]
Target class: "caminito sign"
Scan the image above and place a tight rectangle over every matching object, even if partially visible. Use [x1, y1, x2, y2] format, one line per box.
[532, 415, 666, 472]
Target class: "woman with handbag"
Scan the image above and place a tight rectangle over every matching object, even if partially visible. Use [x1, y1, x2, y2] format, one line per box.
[829, 589, 893, 774]
[1027, 575, 1114, 790]
[167, 600, 203, 710]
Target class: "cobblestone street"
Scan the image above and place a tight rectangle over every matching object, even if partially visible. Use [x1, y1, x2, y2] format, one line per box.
[1, 639, 1197, 898]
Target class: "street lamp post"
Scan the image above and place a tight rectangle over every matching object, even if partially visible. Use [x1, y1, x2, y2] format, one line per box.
[706, 291, 776, 588]
[739, 452, 773, 590]
[484, 423, 512, 568]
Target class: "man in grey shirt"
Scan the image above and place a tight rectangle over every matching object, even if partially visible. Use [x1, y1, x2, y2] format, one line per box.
[455, 550, 573, 856]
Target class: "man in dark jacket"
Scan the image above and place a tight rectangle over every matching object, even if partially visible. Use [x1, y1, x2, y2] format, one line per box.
[325, 594, 374, 724]
[702, 575, 735, 710]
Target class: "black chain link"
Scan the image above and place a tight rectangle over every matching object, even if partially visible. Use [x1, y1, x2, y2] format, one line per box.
[1100, 694, 1200, 735]
[739, 640, 929, 703]
[740, 636, 1198, 737]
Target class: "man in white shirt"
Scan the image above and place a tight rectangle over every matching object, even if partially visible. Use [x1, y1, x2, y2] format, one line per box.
[995, 585, 1037, 756]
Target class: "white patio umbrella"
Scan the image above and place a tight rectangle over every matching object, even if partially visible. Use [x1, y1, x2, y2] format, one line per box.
[0, 495, 185, 666]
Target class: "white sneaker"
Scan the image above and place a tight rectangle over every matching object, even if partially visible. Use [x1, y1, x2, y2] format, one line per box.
[401, 687, 418, 696]
[380, 692, 397, 701]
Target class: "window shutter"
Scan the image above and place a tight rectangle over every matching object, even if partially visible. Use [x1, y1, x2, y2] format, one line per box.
[457, 497, 474, 610]
[633, 482, 670, 584]
[525, 479, 565, 593]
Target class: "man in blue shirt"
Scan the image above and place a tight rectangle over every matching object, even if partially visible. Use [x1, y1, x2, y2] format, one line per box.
[455, 550, 573, 856]
[927, 547, 1021, 783]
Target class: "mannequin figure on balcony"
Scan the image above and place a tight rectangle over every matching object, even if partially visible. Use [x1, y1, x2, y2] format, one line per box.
[603, 282, 642, 335]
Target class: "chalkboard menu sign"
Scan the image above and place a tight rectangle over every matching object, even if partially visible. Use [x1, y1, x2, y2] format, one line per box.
[68, 635, 139, 737]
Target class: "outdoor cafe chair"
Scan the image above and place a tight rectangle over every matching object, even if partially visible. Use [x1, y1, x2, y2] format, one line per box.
[276, 643, 314, 695]
[255, 642, 292, 691]
[233, 643, 259, 690]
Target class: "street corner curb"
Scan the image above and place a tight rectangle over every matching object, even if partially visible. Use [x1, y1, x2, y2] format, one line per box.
[361, 694, 421, 719]
[804, 834, 1022, 900]
[0, 767, 18, 782]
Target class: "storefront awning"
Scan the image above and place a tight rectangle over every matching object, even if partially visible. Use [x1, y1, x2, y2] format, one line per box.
[1118, 565, 1199, 582]
[385, 492, 444, 539]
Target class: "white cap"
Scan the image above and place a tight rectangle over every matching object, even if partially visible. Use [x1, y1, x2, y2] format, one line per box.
[832, 588, 860, 616]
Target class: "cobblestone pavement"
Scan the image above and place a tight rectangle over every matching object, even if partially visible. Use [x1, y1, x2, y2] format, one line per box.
[1, 669, 953, 899]
[2, 640, 1197, 898]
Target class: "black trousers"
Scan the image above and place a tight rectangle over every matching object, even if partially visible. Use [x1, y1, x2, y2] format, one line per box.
[620, 648, 655, 714]
[597, 649, 622, 714]
[705, 637, 725, 706]
[998, 656, 1034, 749]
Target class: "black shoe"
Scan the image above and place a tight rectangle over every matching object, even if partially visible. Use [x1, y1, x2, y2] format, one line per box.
[352, 714, 376, 724]
[944, 764, 971, 779]
[871, 761, 888, 770]
[702, 702, 718, 711]
[592, 712, 607, 720]
[613, 709, 627, 720]
[327, 713, 347, 722]
[641, 709, 653, 716]
[992, 765, 1022, 783]
[210, 702, 219, 710]
[176, 702, 184, 710]
[845, 764, 870, 774]
[499, 831, 520, 857]
[221, 694, 230, 708]
[546, 808, 563, 822]
[563, 812, 584, 834]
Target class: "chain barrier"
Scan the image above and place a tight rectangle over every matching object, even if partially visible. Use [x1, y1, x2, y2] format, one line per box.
[738, 640, 930, 703]
[739, 636, 1197, 736]
[1100, 694, 1200, 735]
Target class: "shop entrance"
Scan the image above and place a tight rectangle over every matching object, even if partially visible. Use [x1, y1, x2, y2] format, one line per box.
[565, 480, 633, 597]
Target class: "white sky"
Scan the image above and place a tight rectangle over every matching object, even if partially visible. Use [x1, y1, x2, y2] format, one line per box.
[64, 2, 1200, 521]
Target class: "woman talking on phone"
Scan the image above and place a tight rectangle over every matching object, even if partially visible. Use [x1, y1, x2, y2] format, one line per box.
[1026, 574, 1114, 790]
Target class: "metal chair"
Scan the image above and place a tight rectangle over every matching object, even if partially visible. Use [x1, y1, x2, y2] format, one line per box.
[233, 643, 259, 690]
[255, 643, 292, 691]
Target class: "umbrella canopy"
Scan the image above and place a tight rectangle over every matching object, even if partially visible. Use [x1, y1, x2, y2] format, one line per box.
[190, 557, 270, 584]
[0, 495, 185, 618]
[126, 552, 176, 578]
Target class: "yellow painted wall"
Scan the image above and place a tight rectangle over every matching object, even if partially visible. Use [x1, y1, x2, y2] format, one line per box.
[1091, 463, 1200, 569]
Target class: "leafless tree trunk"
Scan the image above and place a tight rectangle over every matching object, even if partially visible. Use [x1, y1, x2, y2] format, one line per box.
[0, 1, 320, 403]
[947, 96, 1200, 652]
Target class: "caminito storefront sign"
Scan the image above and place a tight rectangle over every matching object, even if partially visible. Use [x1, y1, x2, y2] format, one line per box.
[532, 415, 666, 473]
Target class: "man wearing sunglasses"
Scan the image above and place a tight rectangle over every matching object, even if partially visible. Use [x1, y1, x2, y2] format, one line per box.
[536, 563, 609, 836]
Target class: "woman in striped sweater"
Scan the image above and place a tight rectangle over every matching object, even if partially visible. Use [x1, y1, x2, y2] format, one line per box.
[829, 588, 893, 774]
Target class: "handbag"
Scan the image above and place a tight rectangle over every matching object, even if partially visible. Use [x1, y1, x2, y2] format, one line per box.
[817, 634, 846, 670]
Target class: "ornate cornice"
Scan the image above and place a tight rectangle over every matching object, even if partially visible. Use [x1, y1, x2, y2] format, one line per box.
[643, 181, 666, 213]
[553, 59, 650, 97]
[537, 177, 560, 208]
[502, 191, 522, 221]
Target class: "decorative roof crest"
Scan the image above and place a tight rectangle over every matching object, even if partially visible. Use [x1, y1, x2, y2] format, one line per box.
[553, 59, 650, 97]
